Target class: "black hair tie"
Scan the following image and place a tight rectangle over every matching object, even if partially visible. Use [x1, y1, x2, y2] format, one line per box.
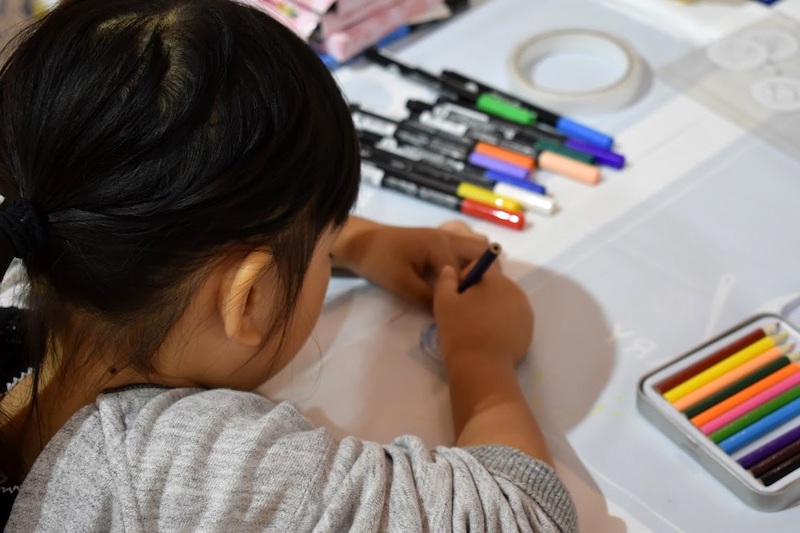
[0, 198, 47, 259]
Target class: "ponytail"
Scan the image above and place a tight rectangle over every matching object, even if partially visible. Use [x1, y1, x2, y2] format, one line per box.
[0, 196, 46, 413]
[0, 197, 47, 275]
[0, 307, 29, 397]
[0, 197, 46, 503]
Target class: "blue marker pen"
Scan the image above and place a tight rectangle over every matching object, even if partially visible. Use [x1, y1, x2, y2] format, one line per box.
[439, 69, 614, 149]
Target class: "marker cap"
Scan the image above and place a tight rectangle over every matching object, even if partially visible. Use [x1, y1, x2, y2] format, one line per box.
[492, 182, 557, 216]
[556, 117, 614, 149]
[565, 138, 625, 169]
[485, 170, 547, 196]
[468, 152, 529, 180]
[460, 199, 525, 230]
[538, 151, 601, 185]
[473, 142, 536, 171]
[535, 139, 594, 164]
[456, 182, 523, 213]
[476, 94, 536, 126]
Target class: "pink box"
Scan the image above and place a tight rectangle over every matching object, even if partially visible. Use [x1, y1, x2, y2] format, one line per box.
[293, 0, 385, 16]
[239, 0, 321, 39]
[322, 0, 443, 61]
[320, 0, 398, 37]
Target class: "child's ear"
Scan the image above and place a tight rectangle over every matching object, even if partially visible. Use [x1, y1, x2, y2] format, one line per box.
[219, 250, 273, 347]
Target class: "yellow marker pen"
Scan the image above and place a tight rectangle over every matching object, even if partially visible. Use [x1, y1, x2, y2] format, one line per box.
[456, 182, 523, 213]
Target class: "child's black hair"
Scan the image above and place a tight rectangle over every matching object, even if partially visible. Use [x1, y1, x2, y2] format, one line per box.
[0, 0, 360, 469]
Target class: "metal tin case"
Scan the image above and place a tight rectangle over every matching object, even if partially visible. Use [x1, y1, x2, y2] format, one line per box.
[637, 313, 800, 511]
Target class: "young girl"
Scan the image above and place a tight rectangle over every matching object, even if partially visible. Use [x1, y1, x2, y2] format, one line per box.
[0, 1, 577, 531]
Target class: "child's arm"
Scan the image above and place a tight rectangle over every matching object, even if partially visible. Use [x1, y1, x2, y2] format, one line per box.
[329, 215, 487, 308]
[333, 216, 553, 462]
[447, 354, 552, 464]
[434, 262, 552, 464]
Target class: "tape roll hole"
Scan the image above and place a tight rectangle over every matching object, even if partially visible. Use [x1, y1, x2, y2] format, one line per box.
[508, 29, 645, 115]
[518, 33, 631, 95]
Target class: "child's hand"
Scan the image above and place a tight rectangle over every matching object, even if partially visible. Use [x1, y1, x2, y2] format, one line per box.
[434, 261, 549, 464]
[330, 217, 487, 308]
[432, 261, 534, 370]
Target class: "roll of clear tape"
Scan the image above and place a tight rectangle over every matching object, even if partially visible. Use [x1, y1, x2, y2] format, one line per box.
[507, 29, 645, 116]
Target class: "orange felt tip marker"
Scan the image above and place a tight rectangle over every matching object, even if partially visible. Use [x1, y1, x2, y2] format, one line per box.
[474, 142, 536, 171]
[475, 141, 600, 186]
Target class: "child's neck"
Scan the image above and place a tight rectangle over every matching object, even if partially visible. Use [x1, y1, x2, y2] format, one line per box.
[0, 344, 145, 483]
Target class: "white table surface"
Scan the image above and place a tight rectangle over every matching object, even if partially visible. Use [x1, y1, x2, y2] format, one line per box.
[256, 0, 800, 530]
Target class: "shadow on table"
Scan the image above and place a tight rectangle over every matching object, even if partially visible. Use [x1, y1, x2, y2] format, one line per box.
[511, 260, 627, 532]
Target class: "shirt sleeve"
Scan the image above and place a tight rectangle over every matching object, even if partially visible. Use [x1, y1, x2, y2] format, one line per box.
[104, 388, 577, 533]
[306, 434, 576, 533]
[466, 445, 578, 533]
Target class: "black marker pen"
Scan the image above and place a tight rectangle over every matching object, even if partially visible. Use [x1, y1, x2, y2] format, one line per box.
[363, 49, 624, 168]
[458, 242, 502, 293]
[352, 105, 538, 186]
[359, 144, 557, 215]
[360, 161, 525, 230]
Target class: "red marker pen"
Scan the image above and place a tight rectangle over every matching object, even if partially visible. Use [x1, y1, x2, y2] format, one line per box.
[361, 162, 525, 231]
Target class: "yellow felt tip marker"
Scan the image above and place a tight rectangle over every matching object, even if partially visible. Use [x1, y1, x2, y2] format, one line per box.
[456, 183, 523, 213]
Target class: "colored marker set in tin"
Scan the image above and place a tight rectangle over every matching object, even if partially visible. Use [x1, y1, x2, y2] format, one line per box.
[638, 314, 800, 511]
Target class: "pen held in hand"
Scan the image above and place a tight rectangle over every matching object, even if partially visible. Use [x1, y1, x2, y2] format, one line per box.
[458, 242, 502, 293]
[421, 242, 503, 361]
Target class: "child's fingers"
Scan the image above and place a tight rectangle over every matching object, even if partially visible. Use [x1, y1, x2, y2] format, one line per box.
[397, 274, 434, 308]
[427, 236, 487, 275]
[453, 234, 490, 267]
[437, 219, 480, 237]
[434, 265, 459, 298]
